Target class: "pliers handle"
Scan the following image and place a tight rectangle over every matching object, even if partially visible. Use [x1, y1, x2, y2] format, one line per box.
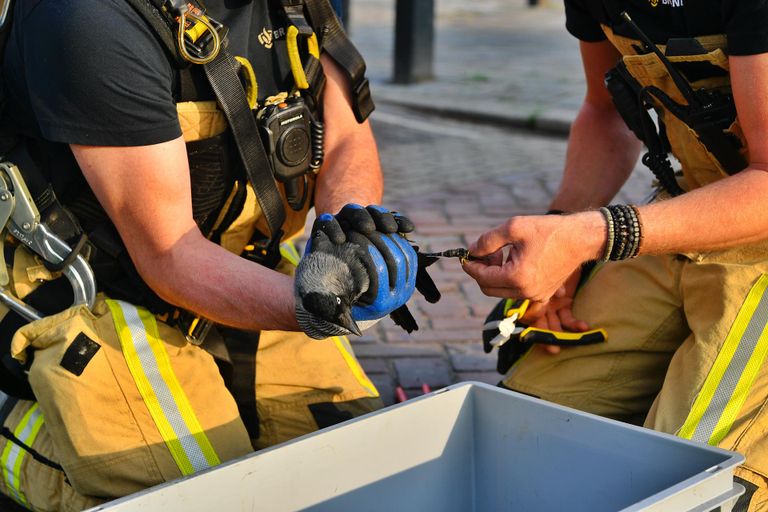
[482, 298, 607, 374]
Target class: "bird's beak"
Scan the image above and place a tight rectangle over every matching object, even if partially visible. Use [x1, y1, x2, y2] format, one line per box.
[338, 310, 362, 337]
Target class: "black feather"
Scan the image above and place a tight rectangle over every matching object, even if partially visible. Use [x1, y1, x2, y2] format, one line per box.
[415, 248, 441, 304]
[389, 304, 419, 333]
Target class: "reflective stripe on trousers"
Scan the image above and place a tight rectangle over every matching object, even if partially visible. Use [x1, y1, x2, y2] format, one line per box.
[679, 275, 768, 445]
[0, 394, 44, 508]
[106, 300, 222, 475]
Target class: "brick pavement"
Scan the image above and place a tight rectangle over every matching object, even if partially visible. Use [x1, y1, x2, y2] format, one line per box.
[355, 105, 651, 404]
[334, 0, 658, 405]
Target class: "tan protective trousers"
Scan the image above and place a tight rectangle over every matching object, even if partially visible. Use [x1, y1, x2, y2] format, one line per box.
[504, 240, 768, 510]
[0, 258, 380, 510]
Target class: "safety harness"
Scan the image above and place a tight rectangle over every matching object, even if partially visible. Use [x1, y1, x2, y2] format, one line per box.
[0, 0, 375, 396]
[603, 12, 748, 195]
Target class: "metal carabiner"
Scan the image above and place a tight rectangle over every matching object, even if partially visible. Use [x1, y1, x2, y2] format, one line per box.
[0, 163, 97, 322]
[177, 8, 222, 65]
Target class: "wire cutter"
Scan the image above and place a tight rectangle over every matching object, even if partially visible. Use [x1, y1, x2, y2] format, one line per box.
[482, 299, 607, 374]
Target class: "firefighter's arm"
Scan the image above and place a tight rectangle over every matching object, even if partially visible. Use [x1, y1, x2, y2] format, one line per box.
[313, 54, 384, 215]
[627, 53, 768, 256]
[71, 139, 300, 331]
[464, 49, 768, 304]
[548, 40, 643, 212]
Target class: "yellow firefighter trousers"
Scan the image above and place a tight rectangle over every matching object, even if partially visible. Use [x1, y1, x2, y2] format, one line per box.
[504, 240, 768, 510]
[0, 251, 381, 510]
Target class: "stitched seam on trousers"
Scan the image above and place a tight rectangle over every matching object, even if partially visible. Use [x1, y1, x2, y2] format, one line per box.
[98, 326, 166, 484]
[596, 309, 685, 396]
[732, 394, 768, 455]
[740, 463, 768, 481]
[255, 389, 371, 412]
[564, 309, 685, 412]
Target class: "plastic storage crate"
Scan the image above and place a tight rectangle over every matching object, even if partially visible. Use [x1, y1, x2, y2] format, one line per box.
[90, 382, 745, 512]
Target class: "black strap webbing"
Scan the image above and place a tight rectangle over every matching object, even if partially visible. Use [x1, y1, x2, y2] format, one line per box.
[123, 0, 188, 68]
[220, 328, 260, 440]
[0, 427, 64, 471]
[302, 0, 375, 122]
[204, 50, 286, 241]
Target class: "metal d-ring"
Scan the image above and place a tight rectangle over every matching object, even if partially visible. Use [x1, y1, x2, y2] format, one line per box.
[177, 9, 222, 65]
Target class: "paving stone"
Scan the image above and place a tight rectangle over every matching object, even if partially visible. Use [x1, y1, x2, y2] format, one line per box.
[370, 373, 397, 406]
[455, 372, 503, 386]
[353, 343, 445, 358]
[359, 358, 390, 375]
[430, 316, 484, 331]
[394, 358, 454, 389]
[447, 344, 497, 372]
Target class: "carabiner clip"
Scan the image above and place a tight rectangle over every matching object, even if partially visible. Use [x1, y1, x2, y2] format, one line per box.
[177, 8, 222, 65]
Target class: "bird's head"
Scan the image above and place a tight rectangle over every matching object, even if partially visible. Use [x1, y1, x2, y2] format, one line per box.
[295, 231, 370, 338]
[301, 291, 361, 336]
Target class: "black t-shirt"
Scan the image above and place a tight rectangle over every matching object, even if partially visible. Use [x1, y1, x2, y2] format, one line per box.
[2, 0, 294, 148]
[564, 0, 768, 56]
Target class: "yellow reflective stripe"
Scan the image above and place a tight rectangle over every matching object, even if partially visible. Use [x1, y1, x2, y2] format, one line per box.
[1, 403, 43, 506]
[710, 325, 768, 445]
[332, 336, 379, 398]
[107, 300, 220, 475]
[280, 241, 301, 267]
[679, 275, 768, 444]
[136, 307, 221, 468]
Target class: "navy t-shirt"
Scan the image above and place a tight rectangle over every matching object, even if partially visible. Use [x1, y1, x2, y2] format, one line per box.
[564, 0, 768, 56]
[2, 0, 294, 147]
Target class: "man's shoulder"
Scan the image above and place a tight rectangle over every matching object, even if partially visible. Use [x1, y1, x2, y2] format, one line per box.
[23, 0, 163, 49]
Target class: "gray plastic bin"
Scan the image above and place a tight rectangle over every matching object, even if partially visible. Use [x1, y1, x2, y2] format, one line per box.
[89, 382, 745, 512]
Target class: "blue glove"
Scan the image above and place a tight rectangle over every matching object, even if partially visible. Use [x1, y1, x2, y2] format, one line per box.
[313, 204, 418, 322]
[299, 204, 439, 337]
[341, 205, 417, 321]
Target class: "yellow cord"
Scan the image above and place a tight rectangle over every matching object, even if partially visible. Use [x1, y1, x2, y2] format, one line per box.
[234, 56, 258, 109]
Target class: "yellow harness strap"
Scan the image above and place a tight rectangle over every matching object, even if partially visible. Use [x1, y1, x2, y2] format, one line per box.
[286, 25, 321, 90]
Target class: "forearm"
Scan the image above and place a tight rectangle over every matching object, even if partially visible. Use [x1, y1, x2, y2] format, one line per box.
[564, 168, 768, 267]
[137, 228, 299, 331]
[636, 168, 768, 254]
[314, 121, 383, 215]
[312, 54, 384, 215]
[550, 101, 642, 212]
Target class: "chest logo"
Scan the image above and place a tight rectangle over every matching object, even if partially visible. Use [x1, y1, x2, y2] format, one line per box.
[649, 0, 684, 6]
[258, 28, 274, 48]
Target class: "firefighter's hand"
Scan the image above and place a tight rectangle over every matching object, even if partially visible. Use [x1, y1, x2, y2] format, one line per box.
[527, 277, 591, 355]
[462, 212, 604, 304]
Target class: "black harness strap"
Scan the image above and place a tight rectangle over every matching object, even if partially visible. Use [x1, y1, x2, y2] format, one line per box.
[301, 0, 375, 122]
[0, 395, 18, 427]
[642, 85, 746, 175]
[203, 49, 286, 242]
[220, 328, 260, 440]
[122, 0, 188, 68]
[0, 426, 64, 471]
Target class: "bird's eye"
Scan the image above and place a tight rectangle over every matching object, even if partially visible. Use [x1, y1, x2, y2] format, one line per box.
[336, 296, 342, 305]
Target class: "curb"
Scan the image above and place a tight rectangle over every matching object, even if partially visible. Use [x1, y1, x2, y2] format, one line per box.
[373, 93, 575, 137]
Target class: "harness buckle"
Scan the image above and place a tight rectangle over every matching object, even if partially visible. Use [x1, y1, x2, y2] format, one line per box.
[283, 5, 314, 37]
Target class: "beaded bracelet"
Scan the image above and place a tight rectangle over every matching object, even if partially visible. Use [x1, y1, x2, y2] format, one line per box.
[599, 204, 643, 261]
